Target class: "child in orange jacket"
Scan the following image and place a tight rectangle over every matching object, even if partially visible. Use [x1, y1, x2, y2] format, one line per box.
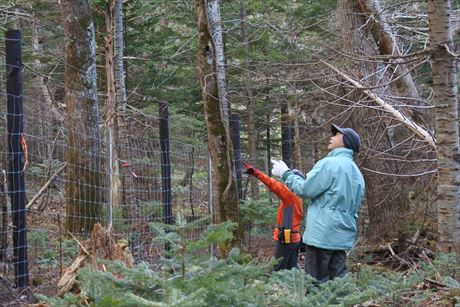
[244, 162, 304, 271]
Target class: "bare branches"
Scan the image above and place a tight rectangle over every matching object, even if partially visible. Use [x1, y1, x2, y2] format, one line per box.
[321, 60, 436, 149]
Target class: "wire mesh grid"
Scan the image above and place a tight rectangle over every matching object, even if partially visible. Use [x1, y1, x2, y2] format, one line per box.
[0, 56, 212, 296]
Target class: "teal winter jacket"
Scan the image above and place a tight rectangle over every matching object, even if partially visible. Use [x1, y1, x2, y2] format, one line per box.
[283, 148, 365, 250]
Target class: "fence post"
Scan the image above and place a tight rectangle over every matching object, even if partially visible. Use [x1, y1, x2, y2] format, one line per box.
[266, 115, 272, 205]
[1, 170, 8, 261]
[207, 152, 214, 256]
[5, 29, 29, 288]
[159, 102, 172, 250]
[107, 130, 113, 229]
[281, 102, 293, 168]
[207, 154, 212, 217]
[281, 125, 293, 168]
[229, 114, 242, 200]
[266, 114, 271, 177]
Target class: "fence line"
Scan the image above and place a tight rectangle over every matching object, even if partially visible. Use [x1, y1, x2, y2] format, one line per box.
[1, 30, 218, 293]
[0, 22, 271, 297]
[5, 29, 29, 288]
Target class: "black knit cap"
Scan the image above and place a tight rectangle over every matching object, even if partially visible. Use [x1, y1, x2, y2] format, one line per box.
[331, 124, 361, 153]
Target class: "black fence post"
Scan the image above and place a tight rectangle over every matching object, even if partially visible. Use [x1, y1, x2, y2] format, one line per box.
[281, 124, 293, 169]
[266, 115, 272, 205]
[159, 102, 172, 250]
[266, 115, 271, 177]
[5, 29, 29, 288]
[230, 114, 242, 200]
[290, 125, 296, 168]
[0, 170, 7, 261]
[281, 103, 293, 168]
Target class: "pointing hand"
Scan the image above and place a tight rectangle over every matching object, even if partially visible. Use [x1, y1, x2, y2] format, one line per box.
[271, 159, 289, 178]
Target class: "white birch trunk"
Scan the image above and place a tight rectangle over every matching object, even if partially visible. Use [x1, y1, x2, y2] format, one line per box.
[428, 0, 460, 252]
[206, 0, 229, 123]
[196, 0, 241, 257]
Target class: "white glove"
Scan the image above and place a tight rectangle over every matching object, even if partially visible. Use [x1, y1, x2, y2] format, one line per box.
[271, 159, 290, 178]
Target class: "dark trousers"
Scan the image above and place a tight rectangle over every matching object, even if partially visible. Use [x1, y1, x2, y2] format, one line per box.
[274, 241, 300, 271]
[305, 245, 347, 283]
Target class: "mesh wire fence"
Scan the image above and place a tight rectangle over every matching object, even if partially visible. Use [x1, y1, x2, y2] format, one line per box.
[0, 9, 277, 299]
[0, 32, 214, 294]
[0, 29, 274, 298]
[0, 91, 213, 292]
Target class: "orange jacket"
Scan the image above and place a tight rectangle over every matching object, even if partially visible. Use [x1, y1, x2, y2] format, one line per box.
[252, 169, 303, 243]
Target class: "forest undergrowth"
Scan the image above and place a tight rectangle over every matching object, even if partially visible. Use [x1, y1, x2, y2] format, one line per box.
[1, 195, 458, 306]
[33, 218, 460, 307]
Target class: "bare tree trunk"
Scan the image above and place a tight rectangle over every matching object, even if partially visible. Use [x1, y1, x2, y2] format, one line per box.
[338, 0, 410, 243]
[292, 90, 302, 169]
[31, 18, 65, 213]
[114, 0, 126, 109]
[113, 0, 136, 221]
[61, 0, 103, 233]
[428, 0, 460, 253]
[188, 147, 195, 218]
[31, 18, 63, 122]
[206, 0, 230, 122]
[357, 0, 421, 104]
[104, 2, 121, 222]
[281, 100, 293, 168]
[338, 0, 376, 76]
[196, 0, 241, 257]
[240, 0, 258, 199]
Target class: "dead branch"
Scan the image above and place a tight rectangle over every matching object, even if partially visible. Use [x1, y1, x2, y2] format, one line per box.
[67, 230, 90, 256]
[424, 278, 448, 289]
[321, 60, 436, 148]
[25, 162, 67, 210]
[388, 243, 416, 271]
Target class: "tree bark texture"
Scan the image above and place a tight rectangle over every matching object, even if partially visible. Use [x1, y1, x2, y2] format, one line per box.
[61, 0, 103, 233]
[357, 0, 421, 106]
[113, 0, 136, 220]
[428, 0, 460, 253]
[105, 3, 121, 216]
[31, 18, 65, 210]
[281, 100, 293, 168]
[292, 87, 302, 169]
[31, 19, 63, 122]
[196, 0, 241, 257]
[240, 0, 259, 199]
[206, 0, 230, 122]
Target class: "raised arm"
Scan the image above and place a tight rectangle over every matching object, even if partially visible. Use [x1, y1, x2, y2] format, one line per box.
[244, 162, 295, 204]
[283, 159, 333, 199]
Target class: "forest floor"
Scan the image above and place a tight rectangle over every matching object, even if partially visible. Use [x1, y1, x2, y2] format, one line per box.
[244, 231, 460, 306]
[2, 234, 456, 306]
[0, 203, 456, 306]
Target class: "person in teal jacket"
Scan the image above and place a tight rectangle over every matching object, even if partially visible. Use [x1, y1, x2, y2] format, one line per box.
[271, 124, 365, 283]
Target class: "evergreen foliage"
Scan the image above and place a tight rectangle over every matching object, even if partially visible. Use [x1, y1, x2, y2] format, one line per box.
[240, 193, 278, 236]
[38, 221, 460, 306]
[3, 0, 459, 305]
